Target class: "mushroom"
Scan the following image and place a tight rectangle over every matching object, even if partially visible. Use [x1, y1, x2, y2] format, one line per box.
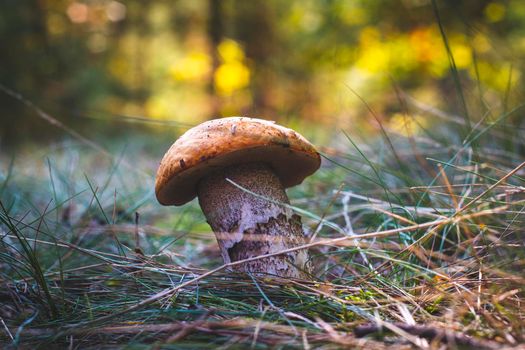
[155, 117, 321, 278]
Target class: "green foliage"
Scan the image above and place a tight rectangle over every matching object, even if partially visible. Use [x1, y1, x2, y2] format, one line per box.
[2, 1, 525, 144]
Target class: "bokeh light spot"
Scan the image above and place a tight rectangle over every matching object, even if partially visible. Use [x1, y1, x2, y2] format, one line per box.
[67, 2, 89, 24]
[218, 39, 245, 62]
[106, 1, 126, 22]
[484, 2, 506, 23]
[214, 61, 251, 96]
[170, 52, 211, 82]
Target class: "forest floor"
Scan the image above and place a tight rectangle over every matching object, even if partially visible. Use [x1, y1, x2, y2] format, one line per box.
[1, 95, 524, 349]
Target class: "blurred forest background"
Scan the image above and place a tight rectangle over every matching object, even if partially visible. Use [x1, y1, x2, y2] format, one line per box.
[1, 0, 525, 146]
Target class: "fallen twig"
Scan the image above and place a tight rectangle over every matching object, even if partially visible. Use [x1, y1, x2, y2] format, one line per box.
[354, 322, 501, 349]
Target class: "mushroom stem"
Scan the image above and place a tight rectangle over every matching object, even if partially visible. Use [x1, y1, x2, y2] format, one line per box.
[197, 162, 311, 278]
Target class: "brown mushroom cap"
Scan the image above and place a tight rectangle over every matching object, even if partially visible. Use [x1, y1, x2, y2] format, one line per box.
[155, 117, 321, 206]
